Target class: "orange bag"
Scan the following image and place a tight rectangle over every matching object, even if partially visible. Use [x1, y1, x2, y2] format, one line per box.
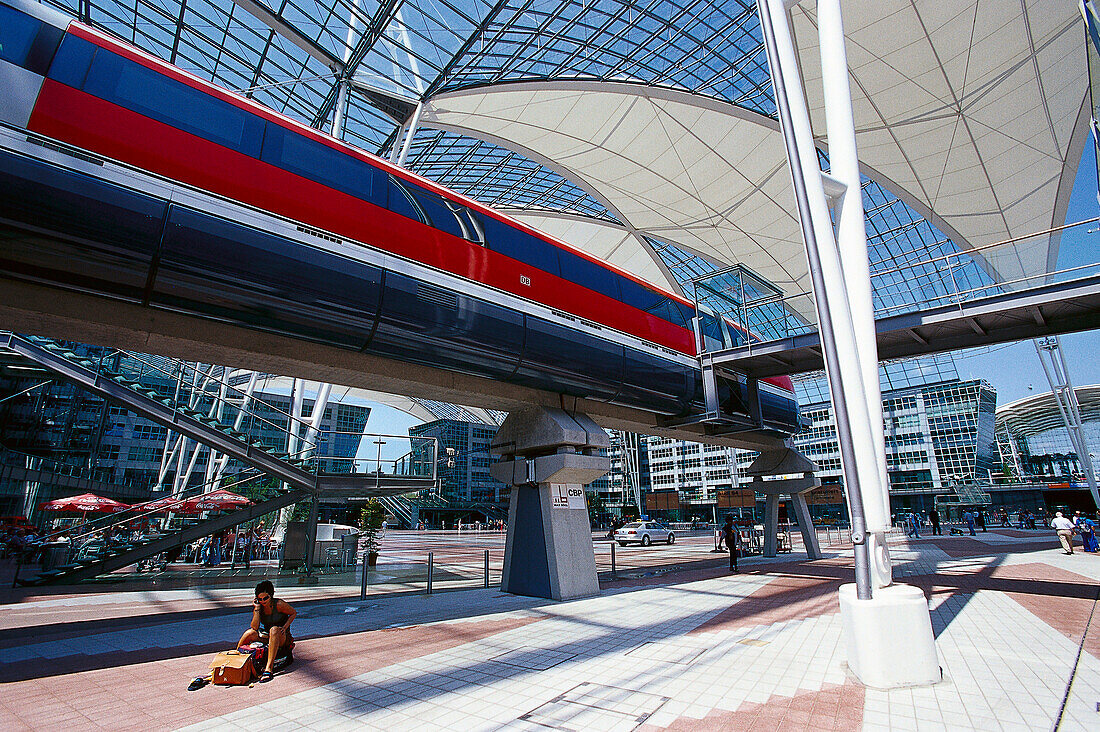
[210, 650, 255, 685]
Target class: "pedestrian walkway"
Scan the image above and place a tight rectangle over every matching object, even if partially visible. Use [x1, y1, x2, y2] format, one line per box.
[0, 528, 1096, 730]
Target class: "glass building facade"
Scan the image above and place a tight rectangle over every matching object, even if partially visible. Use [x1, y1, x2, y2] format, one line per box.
[409, 418, 503, 506]
[588, 372, 999, 523]
[997, 387, 1100, 482]
[0, 342, 369, 518]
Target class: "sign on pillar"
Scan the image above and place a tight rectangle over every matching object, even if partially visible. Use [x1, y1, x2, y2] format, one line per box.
[551, 485, 587, 510]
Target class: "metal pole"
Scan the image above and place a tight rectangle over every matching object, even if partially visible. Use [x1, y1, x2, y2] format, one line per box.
[817, 0, 891, 536]
[757, 0, 872, 599]
[304, 498, 319, 576]
[396, 102, 424, 168]
[484, 549, 490, 588]
[1052, 337, 1100, 506]
[360, 547, 369, 600]
[374, 438, 386, 491]
[611, 541, 616, 578]
[426, 551, 434, 594]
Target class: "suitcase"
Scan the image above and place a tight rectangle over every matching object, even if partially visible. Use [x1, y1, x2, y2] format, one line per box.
[210, 649, 256, 685]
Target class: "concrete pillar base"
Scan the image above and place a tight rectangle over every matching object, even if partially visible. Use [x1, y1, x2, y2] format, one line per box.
[746, 447, 823, 560]
[839, 583, 940, 688]
[501, 483, 600, 601]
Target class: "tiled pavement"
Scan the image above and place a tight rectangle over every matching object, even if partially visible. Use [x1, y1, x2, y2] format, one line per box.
[1, 528, 1097, 731]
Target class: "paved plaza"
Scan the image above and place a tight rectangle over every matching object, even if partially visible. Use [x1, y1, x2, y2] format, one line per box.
[1, 528, 1097, 731]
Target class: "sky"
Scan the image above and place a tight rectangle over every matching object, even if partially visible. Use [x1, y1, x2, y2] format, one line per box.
[953, 142, 1100, 405]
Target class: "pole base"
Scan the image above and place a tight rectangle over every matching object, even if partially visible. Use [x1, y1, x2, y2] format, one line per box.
[838, 583, 940, 688]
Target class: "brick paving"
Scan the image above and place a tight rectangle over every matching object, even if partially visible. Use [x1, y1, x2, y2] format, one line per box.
[1, 530, 1097, 730]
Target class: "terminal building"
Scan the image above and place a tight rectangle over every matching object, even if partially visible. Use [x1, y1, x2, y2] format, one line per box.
[996, 385, 1100, 508]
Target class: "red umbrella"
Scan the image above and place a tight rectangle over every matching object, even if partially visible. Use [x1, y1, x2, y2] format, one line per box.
[38, 493, 130, 514]
[134, 495, 195, 515]
[183, 489, 253, 512]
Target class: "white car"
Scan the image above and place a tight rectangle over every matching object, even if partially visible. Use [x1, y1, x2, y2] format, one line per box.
[614, 521, 675, 547]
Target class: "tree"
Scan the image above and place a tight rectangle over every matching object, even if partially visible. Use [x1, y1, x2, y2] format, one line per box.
[358, 499, 386, 559]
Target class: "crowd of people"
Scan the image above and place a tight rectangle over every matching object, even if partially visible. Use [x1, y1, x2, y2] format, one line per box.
[0, 526, 43, 562]
[184, 524, 275, 567]
[895, 506, 1100, 553]
[1050, 511, 1099, 554]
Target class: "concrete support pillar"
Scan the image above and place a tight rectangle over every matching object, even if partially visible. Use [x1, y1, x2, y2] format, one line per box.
[491, 407, 610, 601]
[763, 493, 780, 557]
[790, 491, 822, 559]
[303, 497, 319, 578]
[746, 447, 823, 560]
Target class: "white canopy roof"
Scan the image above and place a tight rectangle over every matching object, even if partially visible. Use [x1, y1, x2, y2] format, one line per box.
[421, 0, 1086, 317]
[997, 385, 1100, 437]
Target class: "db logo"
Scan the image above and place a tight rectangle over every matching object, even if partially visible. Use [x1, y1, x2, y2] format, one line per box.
[520, 275, 531, 287]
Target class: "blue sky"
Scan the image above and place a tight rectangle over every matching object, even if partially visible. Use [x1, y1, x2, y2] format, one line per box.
[954, 142, 1100, 404]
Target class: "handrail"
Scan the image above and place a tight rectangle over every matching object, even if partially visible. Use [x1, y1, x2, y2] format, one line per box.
[867, 216, 1100, 280]
[31, 467, 275, 545]
[697, 270, 1100, 351]
[105, 349, 321, 449]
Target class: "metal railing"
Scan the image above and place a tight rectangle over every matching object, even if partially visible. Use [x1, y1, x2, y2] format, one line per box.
[6, 333, 440, 483]
[296, 432, 437, 480]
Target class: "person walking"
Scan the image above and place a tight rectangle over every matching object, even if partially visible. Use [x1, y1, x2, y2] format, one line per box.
[722, 515, 739, 573]
[928, 510, 941, 536]
[1052, 512, 1075, 554]
[906, 513, 920, 539]
[976, 510, 986, 532]
[964, 511, 976, 536]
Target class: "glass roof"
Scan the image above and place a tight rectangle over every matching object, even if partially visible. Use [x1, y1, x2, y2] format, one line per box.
[41, 0, 997, 320]
[650, 160, 998, 334]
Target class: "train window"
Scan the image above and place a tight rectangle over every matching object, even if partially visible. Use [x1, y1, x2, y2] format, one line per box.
[0, 5, 62, 74]
[83, 50, 265, 157]
[261, 125, 380, 204]
[406, 185, 467, 241]
[558, 251, 621, 300]
[671, 301, 695, 329]
[443, 200, 486, 244]
[724, 321, 744, 347]
[47, 34, 96, 88]
[387, 176, 428, 225]
[480, 216, 561, 277]
[649, 300, 678, 326]
[25, 21, 63, 76]
[0, 7, 39, 67]
[619, 279, 662, 312]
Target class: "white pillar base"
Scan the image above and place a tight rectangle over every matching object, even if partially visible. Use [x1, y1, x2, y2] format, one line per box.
[839, 583, 940, 688]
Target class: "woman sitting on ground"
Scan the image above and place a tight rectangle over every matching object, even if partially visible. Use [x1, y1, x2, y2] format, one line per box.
[237, 580, 296, 682]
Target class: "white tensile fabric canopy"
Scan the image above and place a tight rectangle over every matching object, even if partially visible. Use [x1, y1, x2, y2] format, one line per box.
[419, 0, 1086, 321]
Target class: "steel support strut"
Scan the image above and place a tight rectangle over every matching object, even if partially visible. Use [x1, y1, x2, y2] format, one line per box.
[756, 0, 878, 599]
[757, 0, 939, 688]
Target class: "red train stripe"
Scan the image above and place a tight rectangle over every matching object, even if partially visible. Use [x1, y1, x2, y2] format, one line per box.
[27, 80, 698, 356]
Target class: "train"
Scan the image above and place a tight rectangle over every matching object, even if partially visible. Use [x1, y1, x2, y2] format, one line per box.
[0, 0, 799, 434]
